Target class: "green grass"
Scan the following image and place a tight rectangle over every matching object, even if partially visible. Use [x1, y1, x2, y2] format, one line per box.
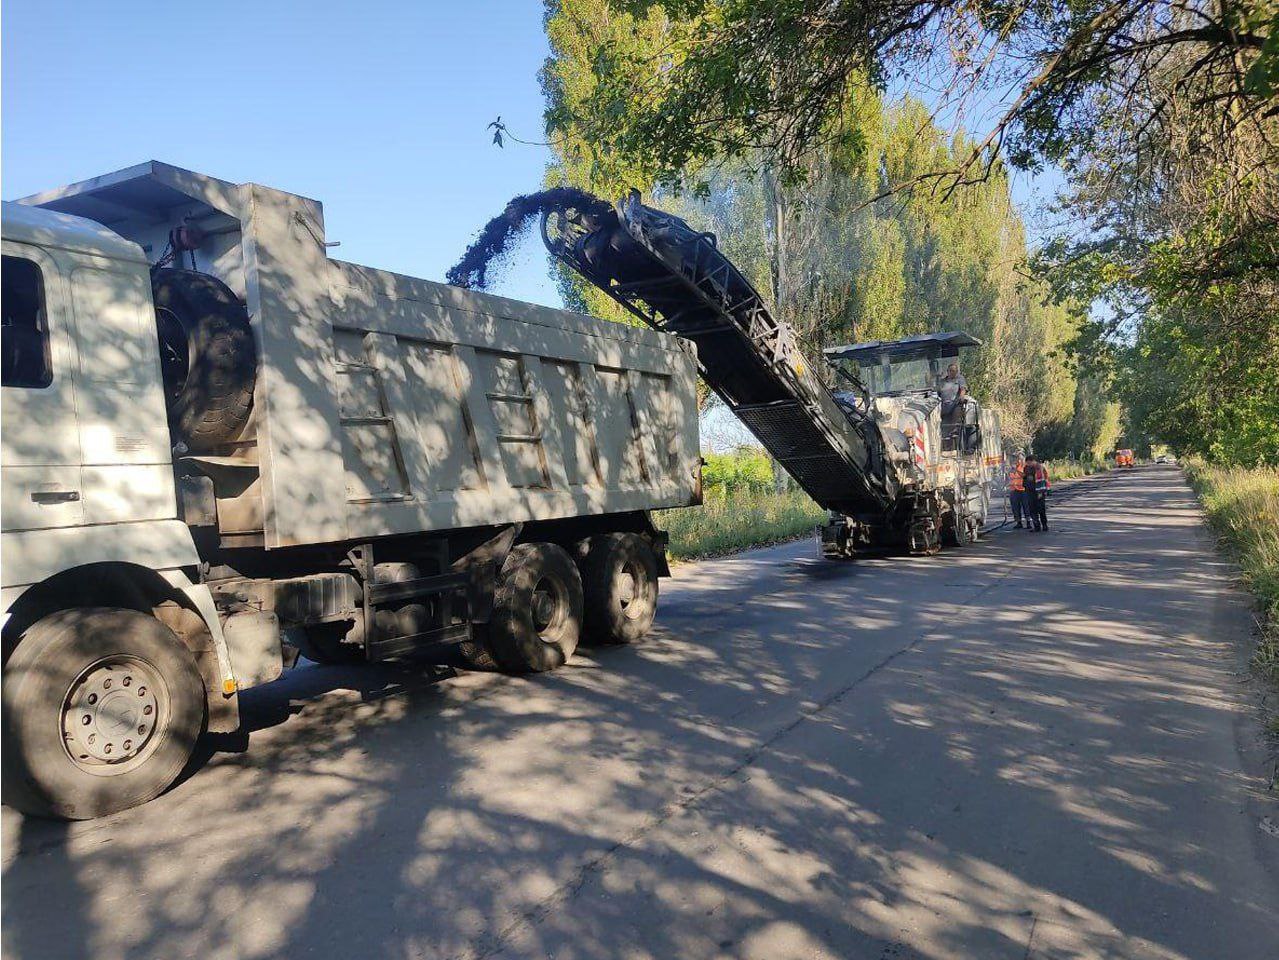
[1185, 461, 1279, 684]
[1044, 458, 1111, 481]
[660, 487, 826, 561]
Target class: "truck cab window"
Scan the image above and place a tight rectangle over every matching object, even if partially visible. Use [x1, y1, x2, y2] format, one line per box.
[2, 255, 53, 388]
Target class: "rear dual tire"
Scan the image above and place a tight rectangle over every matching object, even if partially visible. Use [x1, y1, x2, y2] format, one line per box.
[579, 533, 659, 646]
[483, 534, 661, 672]
[486, 543, 584, 673]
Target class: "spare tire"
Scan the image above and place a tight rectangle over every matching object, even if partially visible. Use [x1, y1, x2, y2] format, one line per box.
[152, 269, 256, 452]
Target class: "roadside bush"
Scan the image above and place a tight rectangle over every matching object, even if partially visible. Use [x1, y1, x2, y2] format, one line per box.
[661, 487, 824, 560]
[701, 447, 777, 495]
[1185, 461, 1279, 684]
[1044, 458, 1110, 481]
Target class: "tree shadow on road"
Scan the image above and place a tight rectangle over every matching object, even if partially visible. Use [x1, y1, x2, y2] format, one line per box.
[3, 469, 1275, 959]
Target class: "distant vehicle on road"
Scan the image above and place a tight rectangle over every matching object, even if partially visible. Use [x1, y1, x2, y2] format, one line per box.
[1116, 449, 1136, 467]
[1156, 454, 1176, 464]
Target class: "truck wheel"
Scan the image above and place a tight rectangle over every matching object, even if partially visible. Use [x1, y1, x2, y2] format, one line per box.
[152, 269, 256, 452]
[2, 608, 206, 820]
[487, 543, 583, 673]
[580, 533, 659, 645]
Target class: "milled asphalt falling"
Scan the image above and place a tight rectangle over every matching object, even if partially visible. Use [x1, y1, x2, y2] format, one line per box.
[3, 465, 1276, 959]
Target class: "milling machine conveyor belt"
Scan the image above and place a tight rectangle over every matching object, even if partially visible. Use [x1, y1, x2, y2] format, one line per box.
[542, 191, 897, 518]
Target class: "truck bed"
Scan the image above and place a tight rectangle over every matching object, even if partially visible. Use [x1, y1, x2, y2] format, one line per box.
[320, 259, 700, 540]
[22, 162, 701, 548]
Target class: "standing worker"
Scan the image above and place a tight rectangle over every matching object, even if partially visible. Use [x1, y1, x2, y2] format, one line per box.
[1009, 452, 1028, 528]
[1024, 454, 1051, 532]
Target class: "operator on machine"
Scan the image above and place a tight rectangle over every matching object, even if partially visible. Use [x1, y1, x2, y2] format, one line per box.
[939, 361, 968, 419]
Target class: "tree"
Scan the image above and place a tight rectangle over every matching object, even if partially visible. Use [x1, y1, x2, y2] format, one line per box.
[542, 0, 1102, 451]
[540, 0, 1278, 464]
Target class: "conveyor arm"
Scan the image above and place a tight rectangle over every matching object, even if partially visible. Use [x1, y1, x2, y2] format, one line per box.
[542, 191, 898, 518]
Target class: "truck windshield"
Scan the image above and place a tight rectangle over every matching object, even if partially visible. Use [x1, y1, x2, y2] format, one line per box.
[856, 357, 934, 395]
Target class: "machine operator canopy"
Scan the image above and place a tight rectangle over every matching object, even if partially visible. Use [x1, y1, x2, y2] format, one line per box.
[824, 331, 982, 397]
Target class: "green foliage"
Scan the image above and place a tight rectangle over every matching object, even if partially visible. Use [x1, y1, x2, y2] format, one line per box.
[541, 0, 1276, 198]
[1044, 248, 1279, 466]
[1043, 458, 1110, 481]
[701, 447, 776, 495]
[1186, 461, 1279, 683]
[540, 0, 1277, 468]
[661, 487, 825, 559]
[543, 2, 1105, 451]
[1118, 303, 1279, 466]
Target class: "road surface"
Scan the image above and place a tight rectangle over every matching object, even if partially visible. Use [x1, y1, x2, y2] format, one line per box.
[3, 465, 1277, 960]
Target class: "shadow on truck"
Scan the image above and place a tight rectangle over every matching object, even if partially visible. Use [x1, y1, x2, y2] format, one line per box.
[1, 163, 701, 819]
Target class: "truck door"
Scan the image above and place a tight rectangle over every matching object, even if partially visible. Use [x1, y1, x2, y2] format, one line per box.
[1, 241, 85, 530]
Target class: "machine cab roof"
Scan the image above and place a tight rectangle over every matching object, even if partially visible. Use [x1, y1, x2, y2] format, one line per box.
[824, 331, 982, 398]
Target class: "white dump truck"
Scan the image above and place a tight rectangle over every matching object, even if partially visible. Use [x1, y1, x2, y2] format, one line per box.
[1, 162, 701, 819]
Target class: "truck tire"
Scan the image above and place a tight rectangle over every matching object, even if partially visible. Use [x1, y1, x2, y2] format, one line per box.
[2, 608, 206, 820]
[152, 269, 256, 452]
[579, 533, 659, 645]
[487, 543, 583, 673]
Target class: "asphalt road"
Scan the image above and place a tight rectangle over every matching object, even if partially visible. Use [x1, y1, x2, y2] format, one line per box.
[3, 465, 1277, 960]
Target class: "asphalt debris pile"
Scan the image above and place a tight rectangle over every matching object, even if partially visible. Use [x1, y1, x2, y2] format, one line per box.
[445, 187, 611, 290]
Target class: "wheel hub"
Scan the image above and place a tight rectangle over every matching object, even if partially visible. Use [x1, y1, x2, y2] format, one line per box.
[531, 578, 563, 635]
[62, 659, 161, 769]
[616, 570, 636, 607]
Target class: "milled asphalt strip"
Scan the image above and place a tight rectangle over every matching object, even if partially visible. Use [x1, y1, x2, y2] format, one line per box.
[455, 543, 1023, 960]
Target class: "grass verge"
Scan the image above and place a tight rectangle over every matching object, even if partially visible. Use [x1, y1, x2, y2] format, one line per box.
[1045, 458, 1111, 481]
[660, 488, 825, 561]
[1184, 461, 1279, 695]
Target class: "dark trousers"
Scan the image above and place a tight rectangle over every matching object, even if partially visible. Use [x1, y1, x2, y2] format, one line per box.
[1010, 490, 1027, 524]
[1026, 492, 1048, 529]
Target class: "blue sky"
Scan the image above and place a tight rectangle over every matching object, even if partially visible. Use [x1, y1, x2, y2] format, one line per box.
[4, 1, 1061, 453]
[3, 1, 1057, 313]
[2, 0, 562, 305]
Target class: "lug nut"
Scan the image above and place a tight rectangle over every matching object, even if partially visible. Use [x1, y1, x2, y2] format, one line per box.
[103, 744, 113, 754]
[123, 676, 132, 687]
[82, 714, 92, 725]
[123, 739, 133, 751]
[103, 678, 112, 689]
[87, 734, 96, 745]
[138, 687, 146, 696]
[143, 705, 153, 716]
[138, 725, 146, 734]
[87, 693, 98, 705]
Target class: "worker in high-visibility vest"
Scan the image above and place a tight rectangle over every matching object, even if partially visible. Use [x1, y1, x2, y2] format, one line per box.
[1024, 454, 1051, 531]
[1009, 452, 1028, 528]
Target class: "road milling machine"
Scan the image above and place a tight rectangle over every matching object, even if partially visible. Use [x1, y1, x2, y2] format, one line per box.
[542, 191, 1004, 558]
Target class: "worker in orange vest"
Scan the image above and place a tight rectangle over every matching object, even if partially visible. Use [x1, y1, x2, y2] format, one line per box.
[1009, 452, 1028, 528]
[1024, 454, 1051, 531]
